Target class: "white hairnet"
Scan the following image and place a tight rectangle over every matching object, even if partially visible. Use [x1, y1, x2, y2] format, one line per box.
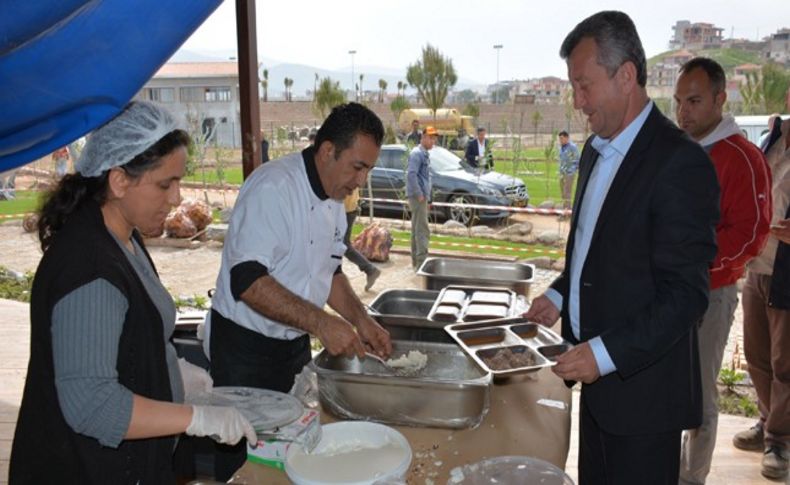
[75, 101, 183, 177]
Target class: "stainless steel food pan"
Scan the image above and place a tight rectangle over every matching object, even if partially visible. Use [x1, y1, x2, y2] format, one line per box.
[372, 314, 454, 344]
[312, 340, 491, 429]
[417, 257, 535, 296]
[367, 288, 439, 317]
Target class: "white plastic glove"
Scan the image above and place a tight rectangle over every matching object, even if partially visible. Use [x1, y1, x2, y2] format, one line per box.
[178, 357, 213, 402]
[186, 405, 257, 445]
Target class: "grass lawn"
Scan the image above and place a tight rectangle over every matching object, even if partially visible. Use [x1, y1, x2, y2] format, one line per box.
[186, 169, 245, 186]
[185, 148, 576, 206]
[351, 224, 562, 259]
[0, 191, 43, 219]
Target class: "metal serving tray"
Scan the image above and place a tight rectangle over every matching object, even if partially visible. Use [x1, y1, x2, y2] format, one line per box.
[311, 340, 491, 429]
[417, 257, 535, 297]
[444, 317, 572, 377]
[367, 288, 439, 317]
[427, 285, 517, 323]
[371, 314, 454, 344]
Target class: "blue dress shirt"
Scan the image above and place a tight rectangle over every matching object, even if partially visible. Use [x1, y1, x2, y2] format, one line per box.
[546, 101, 654, 376]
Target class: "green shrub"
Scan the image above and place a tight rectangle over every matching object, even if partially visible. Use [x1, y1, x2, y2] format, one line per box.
[0, 267, 34, 302]
[719, 368, 745, 392]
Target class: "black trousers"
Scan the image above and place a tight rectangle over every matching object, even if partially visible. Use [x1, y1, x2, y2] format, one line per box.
[209, 309, 311, 481]
[579, 393, 681, 485]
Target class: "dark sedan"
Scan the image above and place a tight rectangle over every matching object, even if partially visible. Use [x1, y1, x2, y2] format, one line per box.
[360, 144, 529, 225]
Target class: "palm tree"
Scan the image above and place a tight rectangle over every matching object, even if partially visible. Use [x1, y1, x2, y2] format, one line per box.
[359, 74, 364, 101]
[261, 68, 269, 102]
[378, 79, 387, 103]
[283, 77, 289, 101]
[313, 72, 319, 101]
[313, 77, 347, 119]
[283, 78, 294, 102]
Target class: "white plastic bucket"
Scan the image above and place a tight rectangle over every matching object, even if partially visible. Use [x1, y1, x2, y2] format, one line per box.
[285, 421, 412, 485]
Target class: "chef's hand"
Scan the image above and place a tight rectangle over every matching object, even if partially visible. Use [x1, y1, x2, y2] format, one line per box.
[771, 219, 790, 244]
[178, 358, 213, 403]
[355, 315, 392, 359]
[523, 294, 560, 327]
[316, 315, 366, 359]
[186, 405, 257, 445]
[552, 342, 600, 384]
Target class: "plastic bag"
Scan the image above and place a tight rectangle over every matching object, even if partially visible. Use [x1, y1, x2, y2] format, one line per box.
[352, 222, 393, 262]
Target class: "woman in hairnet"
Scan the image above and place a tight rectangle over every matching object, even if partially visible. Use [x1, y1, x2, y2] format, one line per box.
[9, 102, 256, 483]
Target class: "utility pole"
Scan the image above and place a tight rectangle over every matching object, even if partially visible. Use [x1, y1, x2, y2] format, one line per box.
[493, 44, 503, 104]
[348, 49, 357, 100]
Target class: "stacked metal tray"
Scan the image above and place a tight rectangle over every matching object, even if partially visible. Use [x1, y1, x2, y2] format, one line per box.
[417, 257, 535, 297]
[444, 316, 573, 376]
[427, 285, 517, 323]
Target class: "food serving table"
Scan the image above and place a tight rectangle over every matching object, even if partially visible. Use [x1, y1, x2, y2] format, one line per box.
[230, 364, 571, 484]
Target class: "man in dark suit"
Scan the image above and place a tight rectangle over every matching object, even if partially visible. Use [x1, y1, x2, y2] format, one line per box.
[259, 130, 270, 163]
[525, 11, 720, 484]
[465, 127, 493, 170]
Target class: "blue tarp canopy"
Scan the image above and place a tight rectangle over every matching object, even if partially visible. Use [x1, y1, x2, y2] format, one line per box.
[0, 0, 222, 171]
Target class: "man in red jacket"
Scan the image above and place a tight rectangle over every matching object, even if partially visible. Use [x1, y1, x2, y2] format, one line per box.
[674, 57, 773, 484]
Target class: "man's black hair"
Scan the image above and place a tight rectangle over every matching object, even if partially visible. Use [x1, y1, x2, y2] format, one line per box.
[314, 102, 384, 158]
[560, 11, 647, 87]
[679, 57, 726, 95]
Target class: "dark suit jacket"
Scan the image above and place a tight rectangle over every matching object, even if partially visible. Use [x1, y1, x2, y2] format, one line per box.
[550, 105, 720, 435]
[261, 139, 270, 163]
[465, 138, 493, 169]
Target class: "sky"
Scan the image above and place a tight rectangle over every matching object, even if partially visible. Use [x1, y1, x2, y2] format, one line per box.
[181, 0, 790, 86]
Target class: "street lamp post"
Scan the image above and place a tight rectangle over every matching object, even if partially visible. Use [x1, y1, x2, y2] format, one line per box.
[493, 44, 503, 104]
[348, 49, 357, 100]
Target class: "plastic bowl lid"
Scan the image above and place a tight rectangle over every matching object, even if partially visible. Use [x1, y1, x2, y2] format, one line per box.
[448, 455, 574, 484]
[197, 386, 304, 432]
[285, 421, 412, 485]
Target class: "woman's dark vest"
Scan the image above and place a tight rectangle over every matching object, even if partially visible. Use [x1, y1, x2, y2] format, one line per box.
[9, 200, 176, 484]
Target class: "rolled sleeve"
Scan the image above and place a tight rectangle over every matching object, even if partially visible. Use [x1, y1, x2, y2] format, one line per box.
[230, 261, 269, 300]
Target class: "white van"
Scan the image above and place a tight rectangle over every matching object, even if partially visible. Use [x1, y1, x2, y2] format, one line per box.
[734, 115, 789, 146]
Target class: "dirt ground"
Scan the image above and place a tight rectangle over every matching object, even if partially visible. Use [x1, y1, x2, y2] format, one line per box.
[0, 181, 745, 375]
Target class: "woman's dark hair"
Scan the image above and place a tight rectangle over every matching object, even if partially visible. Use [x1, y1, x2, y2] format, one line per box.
[37, 129, 190, 251]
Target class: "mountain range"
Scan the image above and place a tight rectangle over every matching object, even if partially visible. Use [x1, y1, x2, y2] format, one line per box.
[170, 49, 487, 99]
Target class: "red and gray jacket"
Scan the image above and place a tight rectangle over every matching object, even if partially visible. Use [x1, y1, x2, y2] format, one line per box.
[699, 115, 773, 289]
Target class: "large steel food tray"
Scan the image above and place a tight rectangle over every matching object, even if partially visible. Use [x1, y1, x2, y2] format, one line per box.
[417, 257, 535, 296]
[444, 317, 572, 377]
[427, 285, 517, 323]
[371, 314, 454, 344]
[367, 288, 439, 318]
[311, 340, 491, 429]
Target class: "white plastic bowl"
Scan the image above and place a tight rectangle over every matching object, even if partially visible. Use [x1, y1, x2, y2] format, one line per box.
[285, 421, 412, 485]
